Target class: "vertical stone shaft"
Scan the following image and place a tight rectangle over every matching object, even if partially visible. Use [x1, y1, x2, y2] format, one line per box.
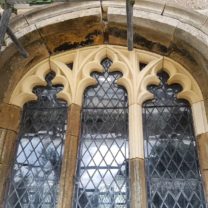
[58, 103, 81, 208]
[130, 158, 147, 208]
[197, 132, 208, 205]
[0, 102, 21, 207]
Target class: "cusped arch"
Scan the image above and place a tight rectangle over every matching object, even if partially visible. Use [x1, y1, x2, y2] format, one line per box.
[49, 45, 161, 106]
[8, 45, 208, 138]
[50, 46, 104, 106]
[9, 45, 140, 108]
[139, 57, 208, 136]
[138, 57, 203, 105]
[9, 59, 51, 108]
[8, 45, 208, 159]
[107, 45, 163, 105]
[10, 45, 183, 107]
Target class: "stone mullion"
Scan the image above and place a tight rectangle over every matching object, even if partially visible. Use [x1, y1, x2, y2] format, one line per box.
[58, 104, 81, 208]
[197, 133, 208, 205]
[129, 158, 147, 208]
[0, 103, 21, 207]
[191, 100, 208, 205]
[129, 103, 147, 208]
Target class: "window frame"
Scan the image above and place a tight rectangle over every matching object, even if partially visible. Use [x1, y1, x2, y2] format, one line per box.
[4, 45, 208, 208]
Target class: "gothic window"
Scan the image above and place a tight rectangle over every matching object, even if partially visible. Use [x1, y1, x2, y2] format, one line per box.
[3, 46, 208, 208]
[73, 58, 129, 208]
[5, 72, 67, 208]
[143, 71, 206, 207]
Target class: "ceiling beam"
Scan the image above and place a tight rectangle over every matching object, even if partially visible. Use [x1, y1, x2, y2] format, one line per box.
[0, 0, 28, 58]
[0, 7, 12, 50]
[126, 0, 135, 51]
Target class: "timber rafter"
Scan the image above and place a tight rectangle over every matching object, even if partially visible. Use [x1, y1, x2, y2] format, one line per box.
[0, 0, 28, 57]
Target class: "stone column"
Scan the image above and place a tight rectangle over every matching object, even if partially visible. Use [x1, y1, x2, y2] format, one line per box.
[129, 104, 147, 208]
[0, 102, 21, 207]
[58, 103, 81, 208]
[197, 133, 208, 203]
[130, 158, 147, 208]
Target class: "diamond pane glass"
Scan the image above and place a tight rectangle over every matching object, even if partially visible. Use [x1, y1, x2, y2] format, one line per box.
[5, 72, 67, 208]
[74, 58, 129, 208]
[143, 71, 206, 208]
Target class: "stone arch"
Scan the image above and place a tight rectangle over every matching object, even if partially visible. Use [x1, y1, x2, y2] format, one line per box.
[1, 0, 208, 117]
[8, 45, 208, 157]
[1, 1, 208, 207]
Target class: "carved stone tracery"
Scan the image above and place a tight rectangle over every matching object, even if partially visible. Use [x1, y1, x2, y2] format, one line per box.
[9, 45, 208, 158]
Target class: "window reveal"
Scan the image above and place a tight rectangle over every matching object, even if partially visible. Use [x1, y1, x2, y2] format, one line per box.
[74, 58, 129, 208]
[5, 72, 67, 208]
[143, 71, 206, 208]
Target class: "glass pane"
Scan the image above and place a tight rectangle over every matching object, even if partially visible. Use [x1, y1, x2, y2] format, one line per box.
[74, 58, 129, 208]
[143, 71, 206, 208]
[5, 72, 67, 208]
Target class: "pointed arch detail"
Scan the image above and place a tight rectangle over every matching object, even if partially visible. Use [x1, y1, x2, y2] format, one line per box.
[9, 45, 163, 108]
[139, 57, 203, 105]
[9, 45, 208, 138]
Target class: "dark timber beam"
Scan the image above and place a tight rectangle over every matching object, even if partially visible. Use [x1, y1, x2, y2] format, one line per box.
[126, 0, 135, 51]
[6, 26, 29, 58]
[0, 7, 12, 50]
[0, 0, 28, 58]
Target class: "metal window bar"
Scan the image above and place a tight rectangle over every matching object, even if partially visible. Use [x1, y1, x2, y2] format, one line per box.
[4, 72, 68, 208]
[143, 71, 206, 208]
[73, 58, 130, 208]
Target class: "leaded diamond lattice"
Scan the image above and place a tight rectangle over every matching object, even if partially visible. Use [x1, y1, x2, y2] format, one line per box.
[74, 58, 129, 208]
[5, 72, 67, 208]
[143, 71, 206, 208]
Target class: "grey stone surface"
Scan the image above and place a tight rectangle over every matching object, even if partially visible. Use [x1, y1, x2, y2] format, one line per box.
[9, 0, 208, 11]
[166, 0, 208, 10]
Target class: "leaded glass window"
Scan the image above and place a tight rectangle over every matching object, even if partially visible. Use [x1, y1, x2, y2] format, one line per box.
[5, 72, 67, 208]
[74, 58, 129, 208]
[143, 71, 206, 207]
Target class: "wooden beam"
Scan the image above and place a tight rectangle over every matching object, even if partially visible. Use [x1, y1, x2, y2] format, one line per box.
[126, 0, 135, 51]
[0, 7, 28, 58]
[6, 26, 29, 58]
[0, 7, 12, 50]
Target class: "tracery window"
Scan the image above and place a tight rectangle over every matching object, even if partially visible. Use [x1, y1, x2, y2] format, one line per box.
[3, 46, 208, 208]
[73, 58, 129, 208]
[5, 72, 67, 208]
[143, 71, 206, 207]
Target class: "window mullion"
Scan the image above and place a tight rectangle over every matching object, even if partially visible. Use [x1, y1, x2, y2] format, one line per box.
[129, 103, 148, 208]
[57, 104, 81, 208]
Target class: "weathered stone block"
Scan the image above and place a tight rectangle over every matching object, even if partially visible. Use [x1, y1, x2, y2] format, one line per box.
[134, 0, 166, 15]
[130, 158, 147, 208]
[58, 134, 79, 208]
[58, 103, 81, 208]
[204, 99, 208, 121]
[0, 164, 10, 207]
[197, 133, 208, 170]
[24, 2, 100, 25]
[107, 7, 178, 54]
[170, 23, 208, 100]
[0, 103, 21, 132]
[201, 169, 208, 201]
[163, 3, 207, 29]
[9, 14, 29, 35]
[38, 16, 104, 54]
[0, 129, 17, 165]
[0, 30, 50, 104]
[67, 104, 81, 137]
